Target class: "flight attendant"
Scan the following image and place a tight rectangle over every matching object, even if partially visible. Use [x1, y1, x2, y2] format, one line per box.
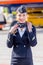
[7, 5, 37, 65]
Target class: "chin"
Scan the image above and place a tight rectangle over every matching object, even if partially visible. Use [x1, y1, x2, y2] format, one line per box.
[19, 20, 26, 23]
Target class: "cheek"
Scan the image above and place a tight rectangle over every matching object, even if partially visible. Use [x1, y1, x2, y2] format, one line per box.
[24, 16, 27, 20]
[16, 16, 19, 20]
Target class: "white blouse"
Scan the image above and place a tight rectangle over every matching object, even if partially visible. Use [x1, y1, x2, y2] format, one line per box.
[18, 27, 26, 38]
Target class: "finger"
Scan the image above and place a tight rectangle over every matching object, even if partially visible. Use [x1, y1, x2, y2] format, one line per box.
[14, 24, 18, 28]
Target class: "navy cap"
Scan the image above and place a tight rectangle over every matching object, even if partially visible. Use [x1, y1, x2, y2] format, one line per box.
[17, 5, 26, 13]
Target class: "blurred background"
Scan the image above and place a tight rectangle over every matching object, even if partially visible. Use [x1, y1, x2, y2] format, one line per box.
[0, 3, 43, 65]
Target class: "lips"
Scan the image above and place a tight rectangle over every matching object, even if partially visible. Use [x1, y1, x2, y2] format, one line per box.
[19, 19, 24, 22]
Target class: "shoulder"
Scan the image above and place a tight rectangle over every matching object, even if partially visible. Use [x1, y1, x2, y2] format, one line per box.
[32, 25, 36, 32]
[32, 25, 36, 29]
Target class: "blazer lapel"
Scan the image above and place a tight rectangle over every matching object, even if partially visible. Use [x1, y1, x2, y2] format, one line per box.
[15, 29, 21, 38]
[21, 28, 27, 39]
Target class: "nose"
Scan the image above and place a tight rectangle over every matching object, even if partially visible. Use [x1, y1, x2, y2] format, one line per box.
[20, 16, 24, 19]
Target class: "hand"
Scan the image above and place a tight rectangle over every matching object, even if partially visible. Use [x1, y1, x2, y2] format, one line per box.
[27, 22, 32, 32]
[9, 24, 18, 34]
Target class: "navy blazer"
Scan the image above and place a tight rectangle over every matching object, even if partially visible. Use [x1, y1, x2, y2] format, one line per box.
[7, 21, 37, 65]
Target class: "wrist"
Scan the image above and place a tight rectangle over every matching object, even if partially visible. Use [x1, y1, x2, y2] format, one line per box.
[9, 30, 14, 34]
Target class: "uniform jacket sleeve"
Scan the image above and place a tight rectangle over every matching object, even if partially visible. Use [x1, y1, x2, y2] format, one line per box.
[28, 26, 37, 47]
[7, 21, 17, 48]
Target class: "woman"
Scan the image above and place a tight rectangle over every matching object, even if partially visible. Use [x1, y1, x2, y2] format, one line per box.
[7, 5, 37, 65]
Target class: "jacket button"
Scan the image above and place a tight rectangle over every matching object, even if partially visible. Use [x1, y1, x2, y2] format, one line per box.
[16, 45, 18, 47]
[24, 45, 26, 47]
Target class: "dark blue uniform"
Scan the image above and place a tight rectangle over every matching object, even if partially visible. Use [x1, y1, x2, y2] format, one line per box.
[7, 21, 37, 65]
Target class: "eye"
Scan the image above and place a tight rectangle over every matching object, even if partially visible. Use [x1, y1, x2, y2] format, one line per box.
[18, 14, 21, 17]
[23, 14, 25, 16]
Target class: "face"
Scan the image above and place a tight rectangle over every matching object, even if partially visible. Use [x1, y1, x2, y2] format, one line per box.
[16, 12, 28, 23]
